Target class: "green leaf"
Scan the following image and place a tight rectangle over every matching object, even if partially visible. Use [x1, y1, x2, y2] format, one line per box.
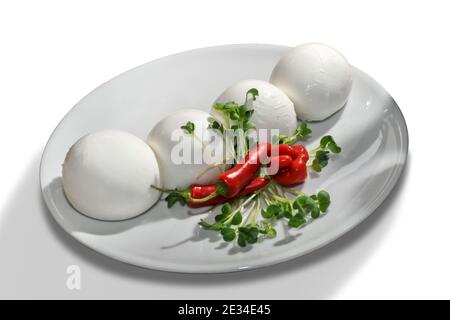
[299, 122, 312, 137]
[328, 141, 342, 153]
[262, 204, 281, 218]
[245, 109, 254, 120]
[229, 111, 240, 120]
[165, 192, 186, 208]
[289, 214, 306, 228]
[221, 227, 236, 242]
[278, 122, 312, 145]
[303, 197, 317, 212]
[208, 120, 224, 134]
[221, 203, 232, 215]
[293, 197, 305, 212]
[311, 206, 321, 219]
[213, 102, 225, 111]
[243, 120, 255, 131]
[237, 233, 247, 247]
[311, 150, 330, 172]
[320, 135, 333, 148]
[282, 210, 293, 219]
[199, 220, 223, 231]
[246, 88, 259, 101]
[230, 211, 242, 225]
[247, 227, 259, 244]
[311, 160, 322, 172]
[238, 226, 259, 244]
[317, 190, 331, 212]
[180, 121, 195, 134]
[266, 226, 277, 238]
[319, 135, 341, 153]
[239, 106, 248, 118]
[215, 204, 232, 223]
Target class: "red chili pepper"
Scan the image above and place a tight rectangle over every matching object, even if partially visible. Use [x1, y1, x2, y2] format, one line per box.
[273, 145, 309, 186]
[272, 144, 300, 159]
[267, 155, 293, 175]
[218, 143, 271, 198]
[238, 177, 270, 197]
[292, 145, 309, 162]
[186, 184, 226, 208]
[158, 143, 309, 208]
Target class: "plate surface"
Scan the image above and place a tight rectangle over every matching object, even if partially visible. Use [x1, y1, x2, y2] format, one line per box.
[40, 44, 408, 273]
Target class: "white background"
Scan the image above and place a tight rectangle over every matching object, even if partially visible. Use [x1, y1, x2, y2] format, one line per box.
[0, 0, 448, 299]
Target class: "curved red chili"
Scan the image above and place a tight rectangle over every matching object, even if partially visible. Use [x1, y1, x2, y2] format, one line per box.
[186, 184, 226, 208]
[238, 177, 270, 197]
[267, 154, 292, 175]
[272, 144, 300, 159]
[218, 143, 271, 198]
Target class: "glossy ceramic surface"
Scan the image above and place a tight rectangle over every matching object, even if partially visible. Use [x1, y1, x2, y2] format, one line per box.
[40, 44, 408, 273]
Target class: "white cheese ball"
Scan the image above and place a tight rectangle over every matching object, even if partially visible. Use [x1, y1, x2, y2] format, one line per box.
[147, 109, 228, 190]
[270, 43, 352, 121]
[62, 130, 161, 221]
[211, 80, 297, 136]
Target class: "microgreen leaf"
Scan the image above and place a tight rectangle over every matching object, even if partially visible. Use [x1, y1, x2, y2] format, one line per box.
[328, 141, 342, 154]
[199, 220, 223, 231]
[243, 120, 255, 131]
[246, 88, 259, 102]
[298, 122, 312, 138]
[317, 190, 331, 212]
[215, 203, 233, 222]
[231, 211, 243, 225]
[278, 121, 312, 144]
[237, 233, 247, 247]
[221, 227, 236, 242]
[248, 227, 260, 244]
[319, 135, 342, 153]
[229, 111, 240, 120]
[165, 192, 186, 208]
[266, 226, 277, 238]
[208, 120, 224, 134]
[311, 150, 330, 172]
[311, 206, 321, 219]
[221, 203, 232, 215]
[262, 204, 281, 218]
[320, 135, 333, 148]
[288, 214, 306, 228]
[180, 121, 195, 134]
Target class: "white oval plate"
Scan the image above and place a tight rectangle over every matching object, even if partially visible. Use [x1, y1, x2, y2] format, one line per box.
[40, 44, 408, 273]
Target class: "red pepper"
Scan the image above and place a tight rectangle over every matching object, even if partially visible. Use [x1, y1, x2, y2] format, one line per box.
[157, 143, 309, 208]
[272, 144, 300, 159]
[186, 184, 227, 208]
[238, 177, 270, 197]
[273, 145, 309, 186]
[267, 155, 292, 175]
[218, 143, 271, 198]
[292, 145, 309, 162]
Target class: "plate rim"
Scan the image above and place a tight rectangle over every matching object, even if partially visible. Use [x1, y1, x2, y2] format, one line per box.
[40, 43, 409, 274]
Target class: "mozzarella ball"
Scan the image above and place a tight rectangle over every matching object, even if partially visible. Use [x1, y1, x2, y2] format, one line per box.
[147, 109, 228, 190]
[62, 130, 161, 221]
[211, 80, 297, 136]
[270, 43, 352, 121]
